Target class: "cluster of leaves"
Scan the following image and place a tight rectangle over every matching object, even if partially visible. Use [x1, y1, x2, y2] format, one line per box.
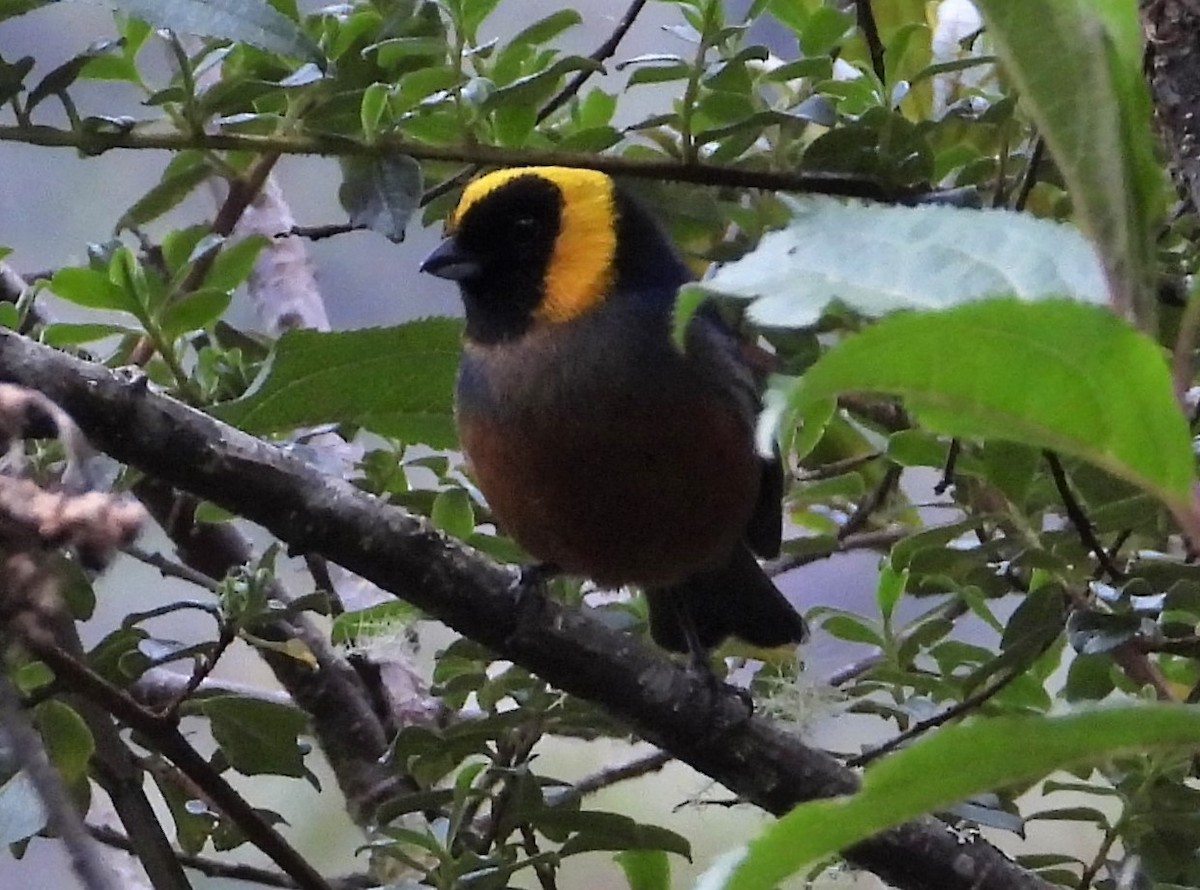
[2, 0, 1200, 889]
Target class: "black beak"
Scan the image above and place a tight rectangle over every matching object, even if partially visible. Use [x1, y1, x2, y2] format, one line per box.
[420, 236, 481, 282]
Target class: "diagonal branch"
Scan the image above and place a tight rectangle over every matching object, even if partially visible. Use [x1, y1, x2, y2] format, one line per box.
[0, 328, 1052, 890]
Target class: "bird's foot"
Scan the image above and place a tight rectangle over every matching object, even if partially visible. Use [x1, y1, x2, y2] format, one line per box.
[517, 561, 561, 589]
[685, 650, 754, 729]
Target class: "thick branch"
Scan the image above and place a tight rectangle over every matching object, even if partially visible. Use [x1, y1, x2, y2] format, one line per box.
[0, 329, 1051, 890]
[1143, 0, 1200, 212]
[0, 125, 904, 200]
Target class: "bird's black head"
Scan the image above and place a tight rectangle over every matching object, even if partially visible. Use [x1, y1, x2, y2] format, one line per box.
[423, 167, 632, 344]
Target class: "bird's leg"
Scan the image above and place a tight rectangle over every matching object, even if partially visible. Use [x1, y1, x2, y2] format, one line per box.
[670, 597, 755, 724]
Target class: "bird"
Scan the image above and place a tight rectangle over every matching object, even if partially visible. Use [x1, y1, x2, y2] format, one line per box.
[420, 166, 807, 664]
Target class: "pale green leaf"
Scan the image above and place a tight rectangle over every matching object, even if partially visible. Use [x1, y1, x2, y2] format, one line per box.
[709, 705, 1200, 890]
[704, 197, 1106, 327]
[786, 298, 1193, 511]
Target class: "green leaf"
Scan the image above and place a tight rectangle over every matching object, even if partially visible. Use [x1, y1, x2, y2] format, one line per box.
[204, 234, 269, 291]
[800, 7, 854, 56]
[485, 56, 604, 109]
[159, 287, 232, 337]
[704, 197, 1107, 328]
[47, 267, 136, 313]
[509, 9, 581, 46]
[431, 487, 475, 539]
[627, 63, 692, 86]
[360, 81, 389, 139]
[26, 38, 122, 112]
[331, 601, 423, 645]
[62, 0, 325, 64]
[0, 53, 34, 104]
[338, 155, 423, 243]
[710, 705, 1200, 890]
[200, 695, 309, 777]
[535, 810, 691, 860]
[211, 320, 462, 448]
[117, 155, 213, 231]
[616, 849, 671, 890]
[789, 298, 1194, 513]
[0, 303, 18, 330]
[972, 0, 1162, 326]
[34, 701, 93, 784]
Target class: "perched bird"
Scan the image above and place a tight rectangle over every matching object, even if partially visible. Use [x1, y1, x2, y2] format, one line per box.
[420, 166, 807, 661]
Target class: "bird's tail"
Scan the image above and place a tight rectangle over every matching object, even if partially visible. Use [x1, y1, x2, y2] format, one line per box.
[645, 544, 808, 653]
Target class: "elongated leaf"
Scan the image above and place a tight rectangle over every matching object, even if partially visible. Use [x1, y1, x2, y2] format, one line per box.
[707, 705, 1200, 890]
[510, 9, 581, 46]
[159, 287, 232, 337]
[26, 38, 121, 112]
[485, 56, 604, 109]
[57, 0, 323, 64]
[972, 0, 1162, 326]
[212, 319, 462, 448]
[40, 322, 134, 346]
[117, 155, 213, 231]
[703, 197, 1106, 327]
[784, 298, 1193, 512]
[47, 266, 138, 313]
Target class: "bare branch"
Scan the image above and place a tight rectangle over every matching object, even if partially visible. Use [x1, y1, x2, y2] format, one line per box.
[88, 824, 375, 890]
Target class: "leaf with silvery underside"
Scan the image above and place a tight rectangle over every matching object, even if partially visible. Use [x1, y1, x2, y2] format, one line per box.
[702, 197, 1107, 328]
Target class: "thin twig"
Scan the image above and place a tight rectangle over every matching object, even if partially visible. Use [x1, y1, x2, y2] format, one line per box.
[20, 636, 335, 890]
[288, 222, 362, 240]
[88, 825, 374, 890]
[1110, 640, 1175, 701]
[550, 749, 673, 809]
[537, 0, 650, 123]
[1012, 136, 1045, 213]
[0, 672, 124, 890]
[764, 527, 906, 576]
[840, 463, 902, 540]
[1171, 277, 1200, 408]
[123, 544, 222, 592]
[160, 619, 238, 719]
[519, 826, 558, 890]
[1076, 823, 1119, 890]
[798, 451, 882, 482]
[823, 597, 970, 687]
[848, 667, 1023, 768]
[420, 0, 652, 209]
[1044, 451, 1124, 581]
[934, 439, 959, 495]
[0, 124, 910, 202]
[303, 553, 340, 616]
[855, 0, 887, 84]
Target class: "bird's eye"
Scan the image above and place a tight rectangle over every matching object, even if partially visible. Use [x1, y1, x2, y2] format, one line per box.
[512, 217, 538, 244]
